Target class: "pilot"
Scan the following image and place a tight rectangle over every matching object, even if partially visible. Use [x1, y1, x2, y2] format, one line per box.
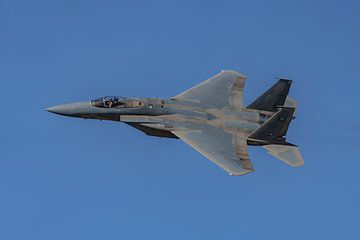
[108, 101, 114, 108]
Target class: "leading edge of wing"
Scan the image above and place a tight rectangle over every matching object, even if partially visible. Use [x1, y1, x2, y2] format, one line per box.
[172, 125, 254, 176]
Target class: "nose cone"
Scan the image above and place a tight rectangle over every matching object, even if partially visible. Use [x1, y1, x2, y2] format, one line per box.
[46, 102, 91, 117]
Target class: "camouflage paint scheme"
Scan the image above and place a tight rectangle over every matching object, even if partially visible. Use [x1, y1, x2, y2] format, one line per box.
[47, 70, 304, 176]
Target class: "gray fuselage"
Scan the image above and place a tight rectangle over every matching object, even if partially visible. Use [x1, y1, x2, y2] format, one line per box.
[47, 96, 261, 140]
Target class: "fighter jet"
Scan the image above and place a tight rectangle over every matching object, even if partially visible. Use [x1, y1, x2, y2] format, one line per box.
[47, 70, 304, 176]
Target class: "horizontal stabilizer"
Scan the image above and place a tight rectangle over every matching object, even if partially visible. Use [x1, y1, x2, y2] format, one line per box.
[284, 96, 298, 116]
[284, 96, 297, 108]
[263, 144, 304, 167]
[247, 79, 292, 112]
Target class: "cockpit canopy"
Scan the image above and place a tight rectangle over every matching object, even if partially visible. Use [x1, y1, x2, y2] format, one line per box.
[91, 96, 143, 108]
[91, 96, 124, 108]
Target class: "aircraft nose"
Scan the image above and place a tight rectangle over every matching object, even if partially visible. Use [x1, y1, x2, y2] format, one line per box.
[46, 102, 91, 117]
[46, 105, 68, 115]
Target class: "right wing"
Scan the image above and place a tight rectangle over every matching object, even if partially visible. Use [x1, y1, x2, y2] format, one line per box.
[172, 125, 254, 176]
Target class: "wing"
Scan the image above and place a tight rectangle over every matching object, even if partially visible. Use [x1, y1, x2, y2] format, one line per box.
[172, 70, 246, 110]
[172, 125, 254, 176]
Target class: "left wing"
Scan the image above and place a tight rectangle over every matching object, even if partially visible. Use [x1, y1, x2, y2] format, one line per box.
[172, 125, 254, 176]
[172, 70, 246, 110]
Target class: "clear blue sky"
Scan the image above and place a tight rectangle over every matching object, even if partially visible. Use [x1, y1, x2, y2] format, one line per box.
[1, 0, 359, 239]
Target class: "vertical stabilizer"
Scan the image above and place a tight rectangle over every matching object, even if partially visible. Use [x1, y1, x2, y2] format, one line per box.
[247, 79, 292, 112]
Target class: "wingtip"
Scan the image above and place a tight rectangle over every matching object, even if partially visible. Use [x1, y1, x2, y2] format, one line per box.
[220, 69, 247, 79]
